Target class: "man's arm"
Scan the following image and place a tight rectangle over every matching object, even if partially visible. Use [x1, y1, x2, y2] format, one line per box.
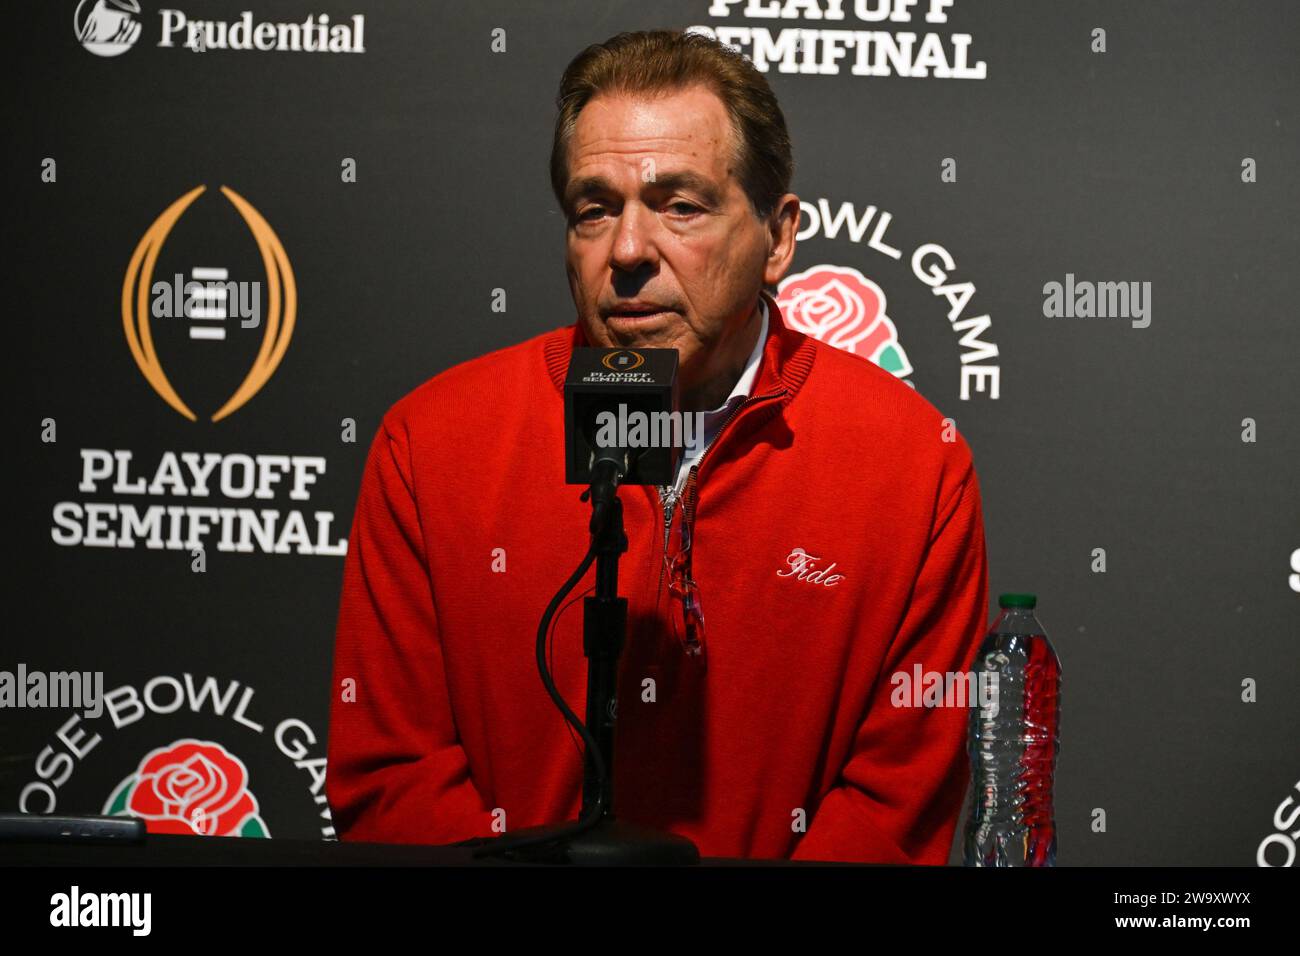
[791, 458, 989, 864]
[325, 415, 496, 845]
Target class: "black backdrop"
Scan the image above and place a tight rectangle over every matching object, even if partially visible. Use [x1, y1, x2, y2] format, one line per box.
[6, 0, 1298, 865]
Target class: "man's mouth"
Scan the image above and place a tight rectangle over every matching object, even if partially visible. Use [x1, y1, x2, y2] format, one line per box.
[605, 303, 677, 322]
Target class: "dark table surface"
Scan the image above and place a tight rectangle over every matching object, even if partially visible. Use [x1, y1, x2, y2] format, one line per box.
[0, 833, 861, 866]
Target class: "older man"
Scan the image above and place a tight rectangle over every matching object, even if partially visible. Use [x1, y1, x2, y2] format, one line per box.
[326, 29, 989, 864]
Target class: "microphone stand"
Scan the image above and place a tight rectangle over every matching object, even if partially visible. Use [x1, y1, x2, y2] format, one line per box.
[500, 456, 700, 865]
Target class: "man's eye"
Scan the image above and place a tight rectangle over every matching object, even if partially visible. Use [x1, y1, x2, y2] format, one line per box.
[577, 207, 606, 222]
[668, 202, 700, 215]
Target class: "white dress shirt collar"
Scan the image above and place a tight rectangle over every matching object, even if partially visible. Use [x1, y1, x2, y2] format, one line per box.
[670, 296, 769, 493]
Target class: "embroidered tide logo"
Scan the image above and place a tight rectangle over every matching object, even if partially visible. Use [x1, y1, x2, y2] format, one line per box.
[777, 265, 913, 382]
[122, 185, 296, 422]
[103, 738, 270, 836]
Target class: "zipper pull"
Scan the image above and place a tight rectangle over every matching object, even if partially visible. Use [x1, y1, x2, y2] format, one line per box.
[659, 483, 678, 552]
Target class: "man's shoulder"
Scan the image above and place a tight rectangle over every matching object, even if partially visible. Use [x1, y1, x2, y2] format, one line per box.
[380, 324, 569, 438]
[801, 335, 976, 480]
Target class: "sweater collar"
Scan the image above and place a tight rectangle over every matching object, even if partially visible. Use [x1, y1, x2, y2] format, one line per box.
[715, 294, 768, 410]
[543, 289, 814, 407]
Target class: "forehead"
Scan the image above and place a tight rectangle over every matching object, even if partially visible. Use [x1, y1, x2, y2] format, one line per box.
[567, 85, 738, 184]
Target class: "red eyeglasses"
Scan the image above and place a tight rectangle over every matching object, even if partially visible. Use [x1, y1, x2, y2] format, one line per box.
[664, 488, 706, 659]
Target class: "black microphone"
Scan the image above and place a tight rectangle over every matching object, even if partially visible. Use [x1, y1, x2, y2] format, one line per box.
[563, 346, 682, 488]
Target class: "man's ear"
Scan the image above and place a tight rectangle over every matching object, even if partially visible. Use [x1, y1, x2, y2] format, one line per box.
[763, 193, 800, 287]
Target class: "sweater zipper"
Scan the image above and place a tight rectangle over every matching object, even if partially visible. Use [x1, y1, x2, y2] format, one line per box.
[654, 484, 679, 600]
[654, 387, 789, 594]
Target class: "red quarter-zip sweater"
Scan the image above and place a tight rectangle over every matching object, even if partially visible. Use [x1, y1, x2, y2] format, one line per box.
[326, 291, 989, 863]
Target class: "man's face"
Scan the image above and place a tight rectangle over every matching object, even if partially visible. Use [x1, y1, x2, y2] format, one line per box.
[562, 84, 795, 395]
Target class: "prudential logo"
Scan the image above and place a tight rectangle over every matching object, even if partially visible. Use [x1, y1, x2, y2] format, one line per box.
[75, 0, 143, 57]
[74, 4, 368, 57]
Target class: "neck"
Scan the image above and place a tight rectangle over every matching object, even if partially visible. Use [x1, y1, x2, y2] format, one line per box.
[681, 298, 763, 414]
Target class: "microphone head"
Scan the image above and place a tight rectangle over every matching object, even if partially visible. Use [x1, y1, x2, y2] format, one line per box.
[564, 347, 681, 486]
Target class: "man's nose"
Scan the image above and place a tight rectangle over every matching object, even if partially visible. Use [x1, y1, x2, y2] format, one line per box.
[609, 202, 658, 272]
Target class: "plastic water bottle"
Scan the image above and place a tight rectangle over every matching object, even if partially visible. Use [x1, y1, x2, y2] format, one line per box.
[963, 593, 1061, 866]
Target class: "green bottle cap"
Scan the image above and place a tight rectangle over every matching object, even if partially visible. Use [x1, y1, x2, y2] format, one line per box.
[998, 593, 1037, 609]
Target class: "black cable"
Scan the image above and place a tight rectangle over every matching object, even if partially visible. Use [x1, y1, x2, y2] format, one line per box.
[552, 583, 597, 761]
[460, 534, 608, 859]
